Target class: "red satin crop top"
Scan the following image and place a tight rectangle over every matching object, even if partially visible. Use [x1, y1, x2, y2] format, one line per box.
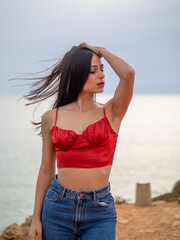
[51, 105, 118, 168]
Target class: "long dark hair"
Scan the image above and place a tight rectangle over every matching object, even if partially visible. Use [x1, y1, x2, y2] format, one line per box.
[24, 45, 95, 108]
[16, 45, 96, 133]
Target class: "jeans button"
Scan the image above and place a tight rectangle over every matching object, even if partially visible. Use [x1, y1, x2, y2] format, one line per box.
[79, 192, 86, 197]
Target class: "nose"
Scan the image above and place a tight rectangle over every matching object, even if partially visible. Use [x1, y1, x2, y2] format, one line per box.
[99, 70, 105, 79]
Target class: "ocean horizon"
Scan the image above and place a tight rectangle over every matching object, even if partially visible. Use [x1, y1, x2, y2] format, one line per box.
[0, 94, 180, 233]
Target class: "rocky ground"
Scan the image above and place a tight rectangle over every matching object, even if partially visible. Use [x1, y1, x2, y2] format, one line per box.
[1, 201, 180, 240]
[116, 201, 180, 240]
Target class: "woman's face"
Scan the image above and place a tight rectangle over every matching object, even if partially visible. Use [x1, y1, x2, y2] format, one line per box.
[82, 54, 105, 94]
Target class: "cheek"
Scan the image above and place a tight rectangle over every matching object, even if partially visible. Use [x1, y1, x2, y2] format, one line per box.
[84, 76, 96, 88]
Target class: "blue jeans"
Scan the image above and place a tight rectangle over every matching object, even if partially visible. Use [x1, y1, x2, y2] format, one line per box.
[41, 174, 117, 240]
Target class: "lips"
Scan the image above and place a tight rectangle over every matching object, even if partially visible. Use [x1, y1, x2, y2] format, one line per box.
[97, 82, 105, 87]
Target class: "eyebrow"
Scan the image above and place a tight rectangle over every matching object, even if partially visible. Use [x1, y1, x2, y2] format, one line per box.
[91, 64, 104, 67]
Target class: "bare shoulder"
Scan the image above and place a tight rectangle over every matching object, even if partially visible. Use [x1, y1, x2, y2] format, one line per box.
[42, 108, 57, 131]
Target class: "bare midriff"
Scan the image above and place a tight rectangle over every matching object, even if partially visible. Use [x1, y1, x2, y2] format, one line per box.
[57, 165, 112, 191]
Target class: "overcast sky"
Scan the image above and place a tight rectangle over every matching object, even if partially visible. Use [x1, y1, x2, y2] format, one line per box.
[0, 0, 180, 95]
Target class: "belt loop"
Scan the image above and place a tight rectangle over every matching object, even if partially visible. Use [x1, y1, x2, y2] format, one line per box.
[61, 187, 67, 198]
[93, 190, 96, 201]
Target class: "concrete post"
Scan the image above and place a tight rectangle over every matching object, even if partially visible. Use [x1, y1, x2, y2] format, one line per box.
[135, 183, 152, 207]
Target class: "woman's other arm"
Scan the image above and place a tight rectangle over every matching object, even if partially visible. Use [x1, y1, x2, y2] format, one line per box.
[29, 111, 56, 240]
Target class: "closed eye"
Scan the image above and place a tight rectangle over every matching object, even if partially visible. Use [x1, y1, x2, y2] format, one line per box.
[90, 69, 104, 74]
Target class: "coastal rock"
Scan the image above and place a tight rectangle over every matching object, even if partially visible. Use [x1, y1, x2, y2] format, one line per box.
[172, 180, 180, 193]
[152, 179, 180, 203]
[0, 223, 24, 240]
[0, 217, 32, 240]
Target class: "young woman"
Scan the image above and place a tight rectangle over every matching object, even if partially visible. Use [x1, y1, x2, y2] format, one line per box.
[28, 42, 135, 240]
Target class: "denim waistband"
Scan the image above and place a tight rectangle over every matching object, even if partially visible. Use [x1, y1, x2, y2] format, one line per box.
[52, 174, 111, 201]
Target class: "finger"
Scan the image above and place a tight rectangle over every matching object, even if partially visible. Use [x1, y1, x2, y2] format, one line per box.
[79, 42, 88, 47]
[29, 230, 38, 240]
[37, 231, 42, 240]
[29, 233, 35, 240]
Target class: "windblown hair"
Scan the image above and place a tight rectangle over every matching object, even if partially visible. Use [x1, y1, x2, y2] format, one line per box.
[24, 45, 95, 108]
[17, 45, 96, 133]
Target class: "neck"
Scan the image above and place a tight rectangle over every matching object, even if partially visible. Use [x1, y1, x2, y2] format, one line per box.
[75, 92, 96, 112]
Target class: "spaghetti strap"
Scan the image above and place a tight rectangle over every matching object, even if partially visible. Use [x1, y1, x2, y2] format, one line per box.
[55, 108, 59, 126]
[103, 105, 106, 117]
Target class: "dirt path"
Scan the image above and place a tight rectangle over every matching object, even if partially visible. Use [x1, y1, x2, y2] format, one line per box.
[115, 201, 180, 240]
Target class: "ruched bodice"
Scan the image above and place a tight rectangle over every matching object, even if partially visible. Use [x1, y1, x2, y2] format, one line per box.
[51, 105, 118, 168]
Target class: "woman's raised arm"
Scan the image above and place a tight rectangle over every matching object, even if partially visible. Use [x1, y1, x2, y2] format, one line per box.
[100, 48, 135, 119]
[79, 42, 135, 121]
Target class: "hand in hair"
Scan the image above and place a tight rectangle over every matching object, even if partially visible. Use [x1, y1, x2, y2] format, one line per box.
[79, 42, 103, 58]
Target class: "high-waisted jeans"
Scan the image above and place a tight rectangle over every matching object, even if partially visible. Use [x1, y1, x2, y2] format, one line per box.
[41, 174, 117, 240]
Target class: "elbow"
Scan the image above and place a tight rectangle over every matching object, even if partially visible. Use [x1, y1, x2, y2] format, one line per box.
[130, 67, 135, 77]
[126, 67, 135, 81]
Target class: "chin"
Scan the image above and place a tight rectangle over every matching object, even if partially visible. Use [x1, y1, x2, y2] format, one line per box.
[95, 89, 104, 94]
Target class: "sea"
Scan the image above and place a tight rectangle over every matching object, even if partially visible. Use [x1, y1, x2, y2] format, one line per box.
[0, 94, 180, 233]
